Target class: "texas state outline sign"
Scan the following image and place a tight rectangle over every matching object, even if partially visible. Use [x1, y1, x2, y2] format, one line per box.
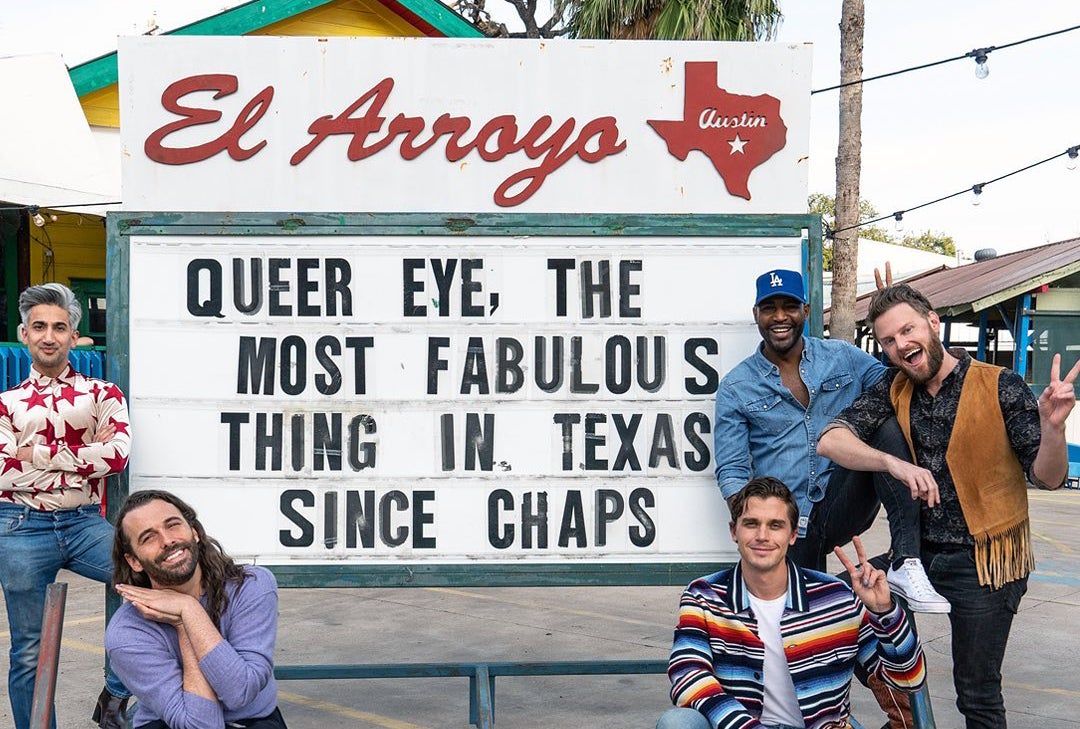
[119, 37, 811, 214]
[649, 62, 788, 200]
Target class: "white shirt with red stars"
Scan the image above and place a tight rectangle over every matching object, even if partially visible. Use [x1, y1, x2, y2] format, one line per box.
[0, 364, 130, 510]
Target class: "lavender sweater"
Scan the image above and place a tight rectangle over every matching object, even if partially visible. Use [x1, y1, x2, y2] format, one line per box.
[105, 566, 279, 729]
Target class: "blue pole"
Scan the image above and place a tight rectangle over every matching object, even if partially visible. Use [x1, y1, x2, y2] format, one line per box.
[911, 685, 938, 728]
[977, 310, 989, 362]
[1015, 293, 1032, 379]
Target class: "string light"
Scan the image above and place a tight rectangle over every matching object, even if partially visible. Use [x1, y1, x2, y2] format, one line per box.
[811, 24, 1080, 95]
[827, 143, 1080, 238]
[971, 49, 991, 79]
[1068, 147, 1079, 171]
[893, 211, 904, 233]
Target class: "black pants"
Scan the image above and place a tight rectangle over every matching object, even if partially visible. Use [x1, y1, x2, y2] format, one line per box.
[923, 546, 1026, 729]
[788, 417, 921, 572]
[138, 706, 287, 729]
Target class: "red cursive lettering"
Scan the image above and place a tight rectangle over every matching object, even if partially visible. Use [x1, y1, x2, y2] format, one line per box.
[144, 74, 273, 165]
[290, 78, 627, 207]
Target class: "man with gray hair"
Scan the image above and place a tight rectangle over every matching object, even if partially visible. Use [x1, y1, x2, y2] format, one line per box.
[0, 283, 133, 729]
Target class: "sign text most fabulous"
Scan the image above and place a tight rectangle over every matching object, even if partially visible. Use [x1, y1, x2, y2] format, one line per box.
[144, 75, 627, 207]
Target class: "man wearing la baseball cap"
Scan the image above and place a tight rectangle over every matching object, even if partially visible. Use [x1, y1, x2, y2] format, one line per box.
[712, 268, 947, 727]
[753, 268, 808, 306]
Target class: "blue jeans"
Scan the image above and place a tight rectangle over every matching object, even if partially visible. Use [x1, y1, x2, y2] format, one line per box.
[0, 503, 130, 729]
[923, 545, 1027, 729]
[789, 417, 920, 572]
[656, 708, 801, 729]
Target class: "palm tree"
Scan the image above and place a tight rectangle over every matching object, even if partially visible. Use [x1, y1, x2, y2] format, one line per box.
[553, 0, 780, 40]
[830, 0, 863, 342]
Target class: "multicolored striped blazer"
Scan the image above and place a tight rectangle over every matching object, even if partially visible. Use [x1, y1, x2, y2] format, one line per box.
[667, 560, 925, 729]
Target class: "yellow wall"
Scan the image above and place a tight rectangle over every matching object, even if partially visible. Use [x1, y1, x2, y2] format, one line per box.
[253, 0, 425, 37]
[80, 86, 119, 128]
[27, 212, 107, 287]
[79, 0, 425, 128]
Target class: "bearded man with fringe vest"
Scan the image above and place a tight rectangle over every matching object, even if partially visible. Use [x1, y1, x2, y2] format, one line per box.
[818, 283, 1079, 729]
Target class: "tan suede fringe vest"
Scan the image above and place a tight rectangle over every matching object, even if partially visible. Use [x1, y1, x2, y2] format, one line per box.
[891, 359, 1034, 589]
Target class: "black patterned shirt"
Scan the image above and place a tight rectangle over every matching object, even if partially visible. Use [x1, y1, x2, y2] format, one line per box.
[826, 351, 1043, 545]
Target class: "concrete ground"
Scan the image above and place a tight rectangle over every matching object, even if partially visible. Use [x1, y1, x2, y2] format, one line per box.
[3, 487, 1079, 729]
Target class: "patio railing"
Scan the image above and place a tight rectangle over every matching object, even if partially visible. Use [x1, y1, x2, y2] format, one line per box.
[0, 343, 106, 390]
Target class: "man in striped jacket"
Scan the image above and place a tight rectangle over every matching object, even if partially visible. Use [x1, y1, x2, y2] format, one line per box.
[658, 477, 925, 729]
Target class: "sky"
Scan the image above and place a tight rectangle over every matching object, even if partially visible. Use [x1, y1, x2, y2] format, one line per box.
[1, 0, 1079, 256]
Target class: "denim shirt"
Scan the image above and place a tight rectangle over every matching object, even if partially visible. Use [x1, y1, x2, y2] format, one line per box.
[714, 337, 885, 534]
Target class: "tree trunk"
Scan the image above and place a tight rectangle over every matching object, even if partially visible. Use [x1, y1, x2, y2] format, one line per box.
[830, 0, 864, 343]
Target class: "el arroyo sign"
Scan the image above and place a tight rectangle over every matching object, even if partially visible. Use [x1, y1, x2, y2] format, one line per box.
[120, 37, 810, 214]
[117, 37, 811, 565]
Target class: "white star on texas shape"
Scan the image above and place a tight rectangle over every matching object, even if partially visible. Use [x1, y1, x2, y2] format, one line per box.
[728, 134, 748, 154]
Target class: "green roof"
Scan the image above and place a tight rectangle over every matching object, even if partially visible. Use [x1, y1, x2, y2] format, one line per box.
[69, 0, 482, 96]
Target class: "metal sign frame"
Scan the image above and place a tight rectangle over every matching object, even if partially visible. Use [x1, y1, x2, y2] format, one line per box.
[106, 211, 823, 588]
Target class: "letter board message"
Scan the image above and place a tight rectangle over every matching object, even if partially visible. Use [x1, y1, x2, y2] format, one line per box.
[127, 233, 800, 563]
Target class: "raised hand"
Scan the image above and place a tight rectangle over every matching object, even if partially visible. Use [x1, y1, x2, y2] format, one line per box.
[1038, 354, 1080, 431]
[873, 261, 894, 290]
[833, 536, 893, 614]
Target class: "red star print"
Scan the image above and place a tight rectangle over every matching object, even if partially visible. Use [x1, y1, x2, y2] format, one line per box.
[1, 458, 24, 475]
[55, 386, 86, 407]
[21, 390, 49, 410]
[102, 452, 128, 474]
[109, 419, 130, 436]
[64, 425, 88, 446]
[76, 463, 96, 478]
[35, 420, 57, 443]
[0, 400, 9, 419]
[100, 384, 125, 405]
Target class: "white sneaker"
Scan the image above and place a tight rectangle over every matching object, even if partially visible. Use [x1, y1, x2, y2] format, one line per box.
[886, 558, 951, 613]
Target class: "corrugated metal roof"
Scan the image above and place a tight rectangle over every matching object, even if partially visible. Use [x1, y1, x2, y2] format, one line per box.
[830, 236, 1080, 325]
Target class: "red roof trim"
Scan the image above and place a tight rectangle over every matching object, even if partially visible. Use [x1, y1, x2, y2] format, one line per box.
[382, 0, 442, 36]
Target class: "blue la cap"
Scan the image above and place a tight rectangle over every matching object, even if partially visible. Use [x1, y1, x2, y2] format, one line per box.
[754, 269, 807, 305]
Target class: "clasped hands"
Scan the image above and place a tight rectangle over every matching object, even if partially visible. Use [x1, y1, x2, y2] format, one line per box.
[115, 583, 197, 626]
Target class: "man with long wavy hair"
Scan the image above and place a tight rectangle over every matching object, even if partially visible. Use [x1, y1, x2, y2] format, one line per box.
[105, 490, 288, 729]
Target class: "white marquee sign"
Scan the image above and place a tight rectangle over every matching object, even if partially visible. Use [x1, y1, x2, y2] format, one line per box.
[118, 37, 811, 565]
[126, 233, 804, 562]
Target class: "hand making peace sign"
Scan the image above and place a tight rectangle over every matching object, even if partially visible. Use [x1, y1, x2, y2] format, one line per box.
[1038, 353, 1080, 430]
[833, 536, 894, 615]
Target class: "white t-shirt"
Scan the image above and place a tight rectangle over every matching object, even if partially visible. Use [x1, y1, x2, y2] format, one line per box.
[747, 592, 805, 728]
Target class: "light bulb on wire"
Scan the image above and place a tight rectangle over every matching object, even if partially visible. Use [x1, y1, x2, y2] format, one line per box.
[974, 52, 989, 79]
[893, 211, 905, 233]
[972, 184, 984, 206]
[1067, 147, 1079, 171]
[29, 206, 45, 227]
